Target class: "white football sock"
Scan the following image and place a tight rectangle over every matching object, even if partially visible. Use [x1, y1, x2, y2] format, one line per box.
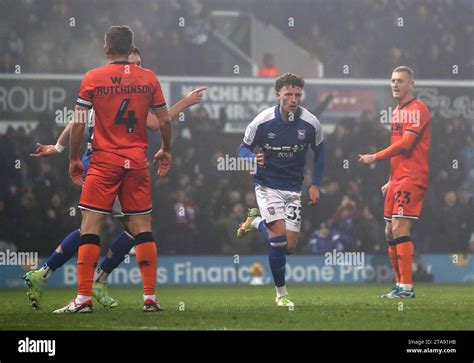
[251, 216, 263, 230]
[275, 285, 288, 298]
[399, 283, 413, 291]
[94, 268, 109, 284]
[75, 295, 91, 304]
[39, 265, 53, 281]
[144, 294, 156, 302]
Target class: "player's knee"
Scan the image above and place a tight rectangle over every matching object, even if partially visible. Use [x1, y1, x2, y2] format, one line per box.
[391, 220, 410, 239]
[268, 219, 286, 233]
[128, 214, 151, 235]
[286, 245, 295, 254]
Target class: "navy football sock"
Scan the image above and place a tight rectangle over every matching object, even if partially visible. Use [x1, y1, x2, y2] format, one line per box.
[44, 229, 81, 271]
[96, 231, 135, 282]
[268, 236, 287, 287]
[258, 220, 270, 240]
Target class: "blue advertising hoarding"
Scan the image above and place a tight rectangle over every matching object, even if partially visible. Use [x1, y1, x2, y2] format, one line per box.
[1, 254, 473, 288]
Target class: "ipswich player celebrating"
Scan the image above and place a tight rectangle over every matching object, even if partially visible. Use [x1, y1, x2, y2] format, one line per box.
[237, 73, 325, 307]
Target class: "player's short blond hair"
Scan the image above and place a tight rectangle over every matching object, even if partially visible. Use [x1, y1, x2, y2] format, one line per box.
[393, 66, 414, 79]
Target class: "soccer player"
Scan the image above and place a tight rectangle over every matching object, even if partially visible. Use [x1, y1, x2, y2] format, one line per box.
[48, 25, 172, 313]
[24, 47, 206, 310]
[237, 73, 325, 307]
[359, 66, 430, 298]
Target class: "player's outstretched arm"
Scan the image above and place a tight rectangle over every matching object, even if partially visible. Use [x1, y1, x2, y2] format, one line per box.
[168, 87, 207, 120]
[68, 105, 87, 186]
[359, 132, 417, 165]
[30, 123, 71, 157]
[151, 107, 172, 176]
[145, 87, 207, 131]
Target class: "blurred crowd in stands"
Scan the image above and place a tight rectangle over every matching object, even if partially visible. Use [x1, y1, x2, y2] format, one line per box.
[1, 0, 472, 78]
[1, 106, 472, 256]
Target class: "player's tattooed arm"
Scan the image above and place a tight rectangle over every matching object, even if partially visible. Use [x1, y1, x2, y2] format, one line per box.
[30, 123, 71, 157]
[146, 87, 207, 131]
[151, 107, 172, 176]
[68, 105, 87, 186]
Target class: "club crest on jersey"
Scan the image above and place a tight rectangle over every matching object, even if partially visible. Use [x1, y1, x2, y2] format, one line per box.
[268, 207, 275, 215]
[267, 132, 276, 139]
[297, 130, 306, 140]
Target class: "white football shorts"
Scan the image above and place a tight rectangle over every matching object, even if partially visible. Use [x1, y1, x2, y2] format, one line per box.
[254, 184, 302, 232]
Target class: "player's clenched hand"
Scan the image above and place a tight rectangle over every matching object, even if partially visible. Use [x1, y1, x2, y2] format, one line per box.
[184, 87, 207, 107]
[256, 147, 265, 167]
[309, 185, 320, 205]
[153, 148, 172, 177]
[69, 159, 84, 186]
[30, 143, 58, 157]
[358, 154, 376, 165]
[381, 181, 390, 196]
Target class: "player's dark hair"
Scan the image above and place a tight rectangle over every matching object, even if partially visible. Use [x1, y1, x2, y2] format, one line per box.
[275, 73, 305, 92]
[393, 66, 414, 79]
[132, 46, 141, 55]
[105, 25, 134, 56]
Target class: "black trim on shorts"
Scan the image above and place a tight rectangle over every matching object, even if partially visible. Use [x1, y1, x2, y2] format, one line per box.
[135, 232, 154, 245]
[393, 236, 411, 245]
[78, 203, 112, 214]
[392, 214, 419, 219]
[121, 208, 152, 216]
[80, 234, 100, 246]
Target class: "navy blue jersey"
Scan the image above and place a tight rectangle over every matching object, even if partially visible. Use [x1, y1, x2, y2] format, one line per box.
[242, 105, 324, 192]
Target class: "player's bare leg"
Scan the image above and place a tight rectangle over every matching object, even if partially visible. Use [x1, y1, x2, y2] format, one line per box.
[128, 213, 163, 312]
[387, 218, 415, 298]
[286, 230, 299, 255]
[54, 210, 106, 313]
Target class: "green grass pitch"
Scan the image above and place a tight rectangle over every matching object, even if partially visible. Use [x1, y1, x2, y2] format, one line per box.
[1, 284, 473, 330]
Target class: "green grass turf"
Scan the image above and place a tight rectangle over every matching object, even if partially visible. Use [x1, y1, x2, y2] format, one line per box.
[1, 284, 473, 330]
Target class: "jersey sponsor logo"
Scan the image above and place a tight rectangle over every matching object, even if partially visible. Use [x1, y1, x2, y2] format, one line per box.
[297, 129, 306, 140]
